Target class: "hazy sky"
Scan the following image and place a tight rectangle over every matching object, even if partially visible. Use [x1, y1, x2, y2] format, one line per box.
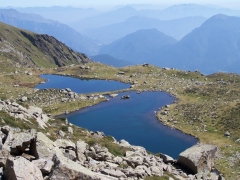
[1, 0, 240, 9]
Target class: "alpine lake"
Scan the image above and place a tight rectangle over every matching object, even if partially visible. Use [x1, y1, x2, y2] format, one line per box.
[36, 74, 197, 159]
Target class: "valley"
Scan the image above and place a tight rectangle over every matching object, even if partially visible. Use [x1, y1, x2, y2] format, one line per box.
[0, 2, 240, 180]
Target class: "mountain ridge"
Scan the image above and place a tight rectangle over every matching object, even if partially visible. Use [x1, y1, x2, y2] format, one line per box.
[149, 14, 240, 74]
[99, 29, 177, 64]
[0, 9, 99, 55]
[83, 16, 206, 43]
[0, 21, 92, 68]
[71, 4, 240, 34]
[98, 14, 240, 74]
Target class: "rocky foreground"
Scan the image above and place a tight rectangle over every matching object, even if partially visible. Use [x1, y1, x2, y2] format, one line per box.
[0, 99, 224, 180]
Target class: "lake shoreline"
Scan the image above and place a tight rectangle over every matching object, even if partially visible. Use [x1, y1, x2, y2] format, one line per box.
[37, 74, 198, 158]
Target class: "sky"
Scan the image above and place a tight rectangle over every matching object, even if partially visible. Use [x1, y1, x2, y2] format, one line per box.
[1, 0, 240, 9]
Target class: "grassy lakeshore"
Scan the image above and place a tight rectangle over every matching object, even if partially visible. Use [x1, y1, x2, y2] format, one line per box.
[0, 62, 240, 179]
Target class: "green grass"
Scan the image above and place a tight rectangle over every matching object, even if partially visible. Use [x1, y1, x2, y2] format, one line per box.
[0, 111, 39, 130]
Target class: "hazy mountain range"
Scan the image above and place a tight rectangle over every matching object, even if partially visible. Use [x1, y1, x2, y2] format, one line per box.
[15, 6, 100, 25]
[99, 29, 177, 64]
[83, 16, 206, 43]
[0, 9, 99, 55]
[15, 4, 240, 33]
[100, 14, 240, 74]
[70, 4, 240, 33]
[1, 4, 240, 74]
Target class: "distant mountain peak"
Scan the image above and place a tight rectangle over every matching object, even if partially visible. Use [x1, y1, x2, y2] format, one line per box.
[201, 14, 240, 30]
[210, 14, 229, 19]
[116, 6, 137, 12]
[165, 4, 207, 10]
[99, 29, 177, 64]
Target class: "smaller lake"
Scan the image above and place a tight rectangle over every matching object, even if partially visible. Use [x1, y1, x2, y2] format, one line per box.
[36, 74, 130, 93]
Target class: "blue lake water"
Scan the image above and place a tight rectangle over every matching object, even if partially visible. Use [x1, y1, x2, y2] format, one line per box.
[36, 74, 130, 93]
[36, 75, 197, 159]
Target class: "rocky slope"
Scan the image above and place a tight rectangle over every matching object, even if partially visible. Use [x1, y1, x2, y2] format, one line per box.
[0, 98, 221, 180]
[0, 22, 92, 68]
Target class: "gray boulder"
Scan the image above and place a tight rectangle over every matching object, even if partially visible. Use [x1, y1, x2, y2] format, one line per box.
[150, 165, 163, 176]
[0, 101, 6, 111]
[177, 144, 218, 174]
[49, 154, 111, 180]
[123, 167, 143, 178]
[113, 156, 123, 164]
[91, 131, 105, 138]
[10, 132, 34, 155]
[92, 143, 113, 161]
[68, 127, 73, 134]
[66, 88, 72, 92]
[123, 151, 144, 168]
[3, 156, 43, 180]
[0, 145, 10, 167]
[54, 139, 77, 162]
[31, 132, 62, 160]
[100, 169, 127, 178]
[224, 131, 230, 136]
[20, 96, 28, 102]
[76, 140, 88, 162]
[27, 106, 49, 128]
[54, 139, 75, 150]
[119, 139, 131, 147]
[32, 158, 54, 175]
[85, 146, 97, 159]
[160, 153, 176, 164]
[58, 130, 65, 138]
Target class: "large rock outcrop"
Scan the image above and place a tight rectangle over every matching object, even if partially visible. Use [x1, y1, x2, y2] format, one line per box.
[177, 144, 218, 174]
[3, 156, 43, 180]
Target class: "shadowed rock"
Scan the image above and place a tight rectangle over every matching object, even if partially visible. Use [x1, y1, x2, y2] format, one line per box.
[177, 144, 218, 174]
